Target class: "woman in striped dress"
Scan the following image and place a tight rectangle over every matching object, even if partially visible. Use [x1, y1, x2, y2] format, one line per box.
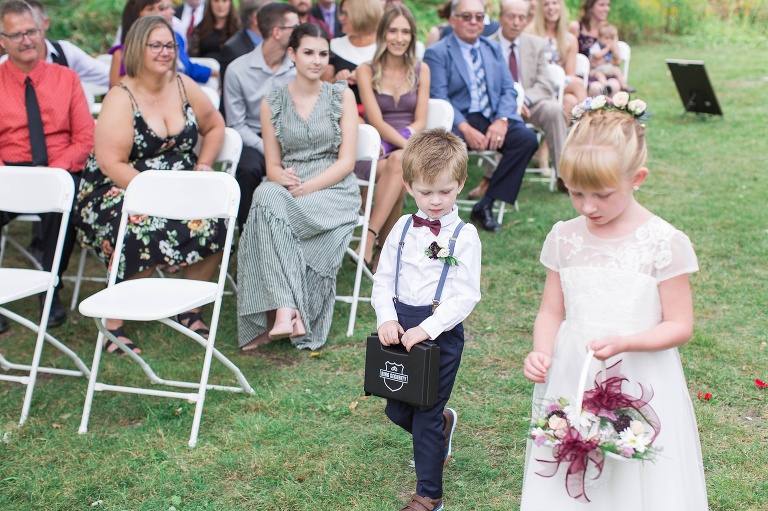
[237, 23, 360, 351]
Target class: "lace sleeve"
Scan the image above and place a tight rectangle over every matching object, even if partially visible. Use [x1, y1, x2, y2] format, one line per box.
[652, 229, 699, 283]
[540, 221, 563, 271]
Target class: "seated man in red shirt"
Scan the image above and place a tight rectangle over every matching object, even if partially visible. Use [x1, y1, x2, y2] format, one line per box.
[0, 0, 94, 332]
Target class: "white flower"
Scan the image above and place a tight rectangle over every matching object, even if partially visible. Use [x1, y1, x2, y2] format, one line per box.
[548, 415, 568, 431]
[629, 420, 645, 435]
[564, 405, 597, 430]
[437, 248, 450, 258]
[436, 237, 451, 249]
[612, 91, 629, 108]
[531, 427, 550, 446]
[617, 428, 651, 453]
[590, 95, 607, 110]
[627, 99, 647, 116]
[572, 103, 585, 118]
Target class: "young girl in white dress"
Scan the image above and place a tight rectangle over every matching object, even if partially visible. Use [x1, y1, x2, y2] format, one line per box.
[520, 94, 708, 510]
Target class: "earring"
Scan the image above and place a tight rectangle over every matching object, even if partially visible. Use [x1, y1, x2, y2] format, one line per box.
[633, 185, 639, 191]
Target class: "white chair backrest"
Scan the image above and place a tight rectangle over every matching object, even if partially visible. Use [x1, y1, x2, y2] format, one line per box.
[426, 98, 454, 131]
[355, 124, 381, 163]
[575, 53, 590, 88]
[0, 167, 74, 214]
[618, 40, 631, 82]
[190, 57, 220, 90]
[193, 127, 243, 176]
[122, 170, 240, 220]
[201, 85, 220, 110]
[513, 82, 525, 115]
[547, 63, 566, 106]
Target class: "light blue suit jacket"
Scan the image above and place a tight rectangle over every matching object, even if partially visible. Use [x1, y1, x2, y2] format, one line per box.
[424, 34, 521, 131]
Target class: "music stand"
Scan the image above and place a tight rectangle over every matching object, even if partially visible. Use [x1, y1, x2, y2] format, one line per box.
[666, 59, 722, 118]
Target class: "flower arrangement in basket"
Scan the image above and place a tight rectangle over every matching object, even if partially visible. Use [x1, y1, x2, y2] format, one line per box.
[528, 350, 661, 502]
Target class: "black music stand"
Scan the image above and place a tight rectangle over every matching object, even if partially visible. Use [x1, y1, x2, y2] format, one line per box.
[666, 59, 722, 118]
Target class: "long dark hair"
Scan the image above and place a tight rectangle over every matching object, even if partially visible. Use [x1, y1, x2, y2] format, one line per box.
[120, 0, 161, 45]
[189, 0, 240, 57]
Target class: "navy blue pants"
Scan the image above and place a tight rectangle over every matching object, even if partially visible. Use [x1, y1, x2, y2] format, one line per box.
[462, 112, 539, 205]
[385, 301, 464, 499]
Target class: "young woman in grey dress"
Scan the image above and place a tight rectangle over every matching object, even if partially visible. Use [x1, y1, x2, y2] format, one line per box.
[238, 23, 360, 351]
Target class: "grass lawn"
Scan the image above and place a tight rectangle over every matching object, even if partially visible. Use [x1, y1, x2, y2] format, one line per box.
[1, 41, 767, 510]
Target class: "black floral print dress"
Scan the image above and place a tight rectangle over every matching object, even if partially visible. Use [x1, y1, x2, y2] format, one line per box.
[73, 76, 227, 281]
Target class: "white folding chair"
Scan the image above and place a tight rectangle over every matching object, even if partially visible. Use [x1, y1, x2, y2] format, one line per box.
[0, 167, 91, 425]
[335, 124, 381, 337]
[618, 41, 631, 82]
[576, 53, 590, 89]
[0, 214, 43, 271]
[95, 54, 112, 67]
[77, 171, 253, 448]
[201, 85, 220, 110]
[426, 98, 454, 131]
[68, 128, 244, 310]
[190, 57, 220, 91]
[547, 63, 566, 107]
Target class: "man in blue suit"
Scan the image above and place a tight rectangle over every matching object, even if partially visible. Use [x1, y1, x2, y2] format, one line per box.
[424, 0, 538, 232]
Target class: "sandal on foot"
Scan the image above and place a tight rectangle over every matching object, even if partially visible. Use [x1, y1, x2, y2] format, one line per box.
[349, 228, 380, 269]
[105, 327, 139, 355]
[177, 311, 210, 339]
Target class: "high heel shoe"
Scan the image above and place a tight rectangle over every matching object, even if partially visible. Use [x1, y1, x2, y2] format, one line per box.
[290, 310, 306, 338]
[269, 308, 296, 340]
[349, 228, 379, 270]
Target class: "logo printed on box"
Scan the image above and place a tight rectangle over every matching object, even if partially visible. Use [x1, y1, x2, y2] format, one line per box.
[380, 361, 409, 392]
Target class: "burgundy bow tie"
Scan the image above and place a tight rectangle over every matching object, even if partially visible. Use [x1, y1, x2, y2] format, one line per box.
[412, 215, 441, 236]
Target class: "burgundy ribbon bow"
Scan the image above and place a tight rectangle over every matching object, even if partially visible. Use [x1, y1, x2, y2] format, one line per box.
[411, 215, 441, 236]
[582, 360, 661, 441]
[536, 427, 605, 503]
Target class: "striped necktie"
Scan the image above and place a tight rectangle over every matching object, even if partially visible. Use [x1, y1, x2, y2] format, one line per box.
[470, 47, 492, 119]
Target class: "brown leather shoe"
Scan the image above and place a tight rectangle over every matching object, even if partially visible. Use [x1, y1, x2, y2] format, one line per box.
[467, 177, 490, 199]
[401, 494, 443, 511]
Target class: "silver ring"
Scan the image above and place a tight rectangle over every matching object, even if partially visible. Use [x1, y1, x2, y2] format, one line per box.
[496, 136, 502, 141]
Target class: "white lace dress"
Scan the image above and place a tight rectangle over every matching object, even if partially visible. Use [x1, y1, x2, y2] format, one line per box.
[520, 215, 709, 510]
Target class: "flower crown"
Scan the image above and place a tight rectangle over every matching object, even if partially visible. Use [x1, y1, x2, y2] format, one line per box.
[572, 92, 650, 122]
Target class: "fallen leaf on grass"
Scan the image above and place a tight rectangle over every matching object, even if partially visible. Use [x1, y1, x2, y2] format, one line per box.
[52, 423, 62, 429]
[310, 352, 322, 358]
[348, 401, 358, 412]
[756, 378, 767, 388]
[697, 391, 713, 401]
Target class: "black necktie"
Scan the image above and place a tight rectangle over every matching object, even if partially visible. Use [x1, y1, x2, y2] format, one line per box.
[25, 76, 48, 166]
[412, 215, 441, 236]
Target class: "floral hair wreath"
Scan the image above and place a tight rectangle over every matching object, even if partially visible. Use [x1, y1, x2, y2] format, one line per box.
[572, 92, 650, 123]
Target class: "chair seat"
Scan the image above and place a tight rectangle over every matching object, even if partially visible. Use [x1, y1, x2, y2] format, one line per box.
[78, 278, 218, 321]
[0, 269, 52, 304]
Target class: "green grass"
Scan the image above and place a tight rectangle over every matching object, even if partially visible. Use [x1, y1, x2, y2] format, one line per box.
[2, 42, 768, 510]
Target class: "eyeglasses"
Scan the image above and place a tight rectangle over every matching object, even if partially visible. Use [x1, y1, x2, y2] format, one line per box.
[455, 12, 485, 23]
[338, 9, 348, 17]
[146, 42, 177, 54]
[277, 23, 301, 30]
[0, 28, 42, 44]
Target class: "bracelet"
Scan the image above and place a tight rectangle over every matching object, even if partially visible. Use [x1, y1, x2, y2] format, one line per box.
[194, 163, 214, 171]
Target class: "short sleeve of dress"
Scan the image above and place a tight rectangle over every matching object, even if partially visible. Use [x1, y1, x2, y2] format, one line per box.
[266, 86, 285, 142]
[540, 221, 563, 272]
[652, 229, 699, 283]
[330, 80, 348, 147]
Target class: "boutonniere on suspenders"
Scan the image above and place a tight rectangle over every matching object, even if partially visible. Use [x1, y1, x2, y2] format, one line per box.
[425, 237, 458, 266]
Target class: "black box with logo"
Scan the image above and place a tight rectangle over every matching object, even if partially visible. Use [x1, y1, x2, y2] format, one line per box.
[364, 334, 441, 410]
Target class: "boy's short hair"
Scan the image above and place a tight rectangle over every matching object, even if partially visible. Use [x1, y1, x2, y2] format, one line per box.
[402, 129, 468, 185]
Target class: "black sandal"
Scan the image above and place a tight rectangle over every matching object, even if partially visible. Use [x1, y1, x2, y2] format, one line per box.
[176, 311, 210, 339]
[105, 326, 139, 355]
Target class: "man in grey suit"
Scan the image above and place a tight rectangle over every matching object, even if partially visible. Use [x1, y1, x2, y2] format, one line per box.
[469, 0, 566, 197]
[224, 3, 298, 230]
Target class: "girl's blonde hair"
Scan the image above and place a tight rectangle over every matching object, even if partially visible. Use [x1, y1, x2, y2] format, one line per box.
[371, 4, 418, 94]
[559, 109, 646, 190]
[533, 0, 569, 65]
[342, 0, 383, 35]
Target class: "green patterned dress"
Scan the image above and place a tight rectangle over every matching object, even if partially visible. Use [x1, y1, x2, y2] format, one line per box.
[237, 81, 360, 350]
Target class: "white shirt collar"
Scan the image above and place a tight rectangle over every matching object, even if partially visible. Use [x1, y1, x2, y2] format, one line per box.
[414, 205, 460, 227]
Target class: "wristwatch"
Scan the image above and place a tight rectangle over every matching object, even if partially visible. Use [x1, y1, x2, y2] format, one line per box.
[499, 117, 509, 123]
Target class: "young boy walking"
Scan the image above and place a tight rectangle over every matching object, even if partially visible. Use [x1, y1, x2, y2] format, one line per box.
[372, 129, 482, 511]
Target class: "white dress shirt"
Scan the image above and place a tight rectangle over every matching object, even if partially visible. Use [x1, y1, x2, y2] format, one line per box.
[175, 1, 206, 46]
[0, 39, 109, 88]
[372, 206, 482, 340]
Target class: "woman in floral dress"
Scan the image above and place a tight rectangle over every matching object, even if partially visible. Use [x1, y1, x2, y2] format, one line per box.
[73, 16, 226, 354]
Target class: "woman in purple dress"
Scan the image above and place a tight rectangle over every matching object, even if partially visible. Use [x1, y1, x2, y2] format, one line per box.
[356, 4, 429, 270]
